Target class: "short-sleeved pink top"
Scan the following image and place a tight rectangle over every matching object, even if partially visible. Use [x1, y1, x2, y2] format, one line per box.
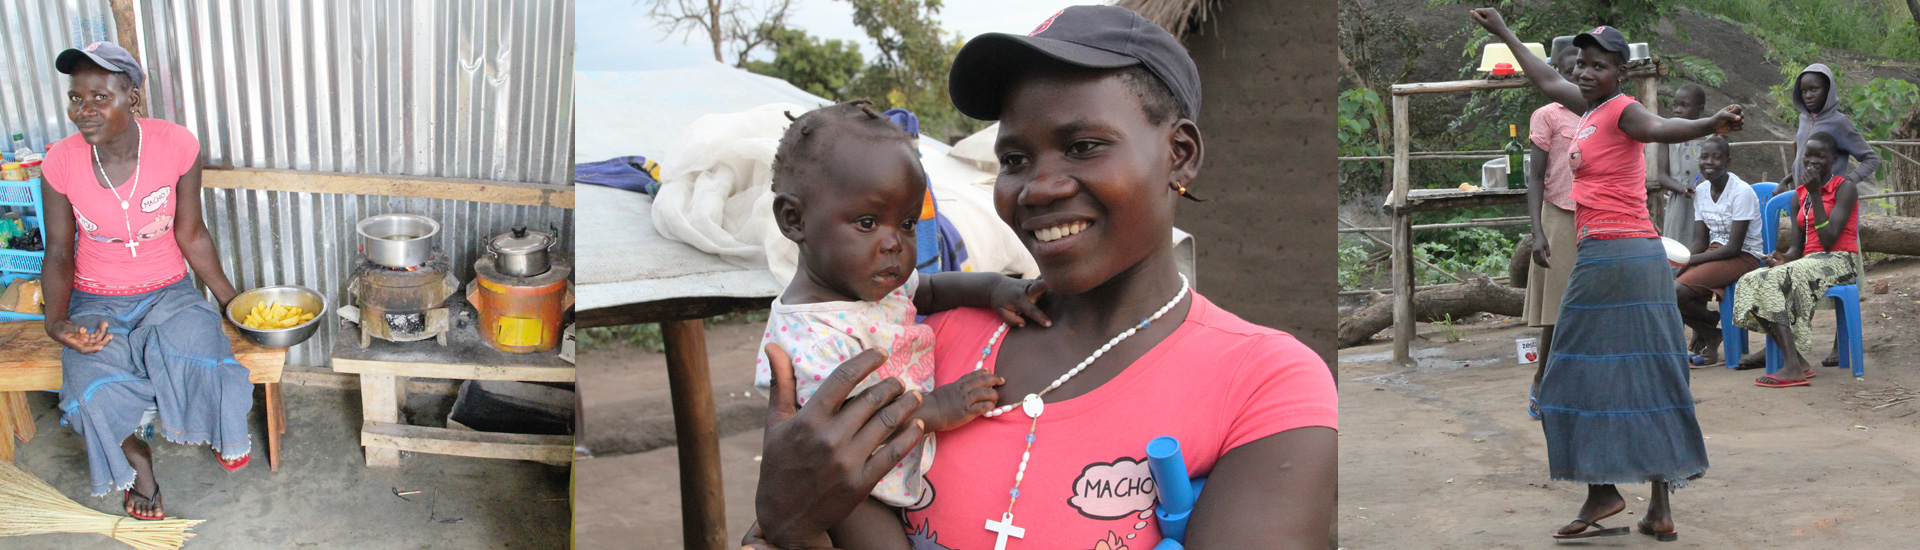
[899, 293, 1339, 548]
[43, 118, 200, 295]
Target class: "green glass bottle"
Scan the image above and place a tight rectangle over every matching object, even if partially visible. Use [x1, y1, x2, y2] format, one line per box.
[1505, 124, 1525, 188]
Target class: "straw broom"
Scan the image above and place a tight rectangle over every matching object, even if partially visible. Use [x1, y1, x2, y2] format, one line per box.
[0, 460, 203, 550]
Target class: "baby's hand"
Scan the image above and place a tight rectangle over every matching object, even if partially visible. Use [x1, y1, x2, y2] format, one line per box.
[919, 370, 1004, 432]
[991, 278, 1052, 328]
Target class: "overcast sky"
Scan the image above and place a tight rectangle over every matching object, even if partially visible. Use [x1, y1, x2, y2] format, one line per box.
[582, 0, 1089, 71]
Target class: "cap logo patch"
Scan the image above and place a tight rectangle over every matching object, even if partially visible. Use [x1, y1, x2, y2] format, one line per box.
[84, 41, 106, 51]
[1030, 9, 1063, 36]
[1592, 26, 1609, 34]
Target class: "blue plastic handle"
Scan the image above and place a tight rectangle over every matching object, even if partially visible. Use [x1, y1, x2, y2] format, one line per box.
[1148, 436, 1207, 543]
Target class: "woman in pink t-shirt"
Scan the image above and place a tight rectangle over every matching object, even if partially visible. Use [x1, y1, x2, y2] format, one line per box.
[1474, 10, 1743, 542]
[744, 6, 1338, 549]
[39, 42, 250, 521]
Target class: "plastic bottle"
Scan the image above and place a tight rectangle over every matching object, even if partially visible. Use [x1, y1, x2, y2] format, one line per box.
[9, 133, 29, 161]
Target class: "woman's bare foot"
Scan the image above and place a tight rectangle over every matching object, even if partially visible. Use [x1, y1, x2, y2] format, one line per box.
[120, 435, 162, 519]
[1559, 484, 1625, 536]
[1638, 481, 1677, 540]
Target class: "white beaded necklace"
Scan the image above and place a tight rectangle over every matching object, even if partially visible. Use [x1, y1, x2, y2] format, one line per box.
[976, 273, 1190, 550]
[91, 121, 144, 257]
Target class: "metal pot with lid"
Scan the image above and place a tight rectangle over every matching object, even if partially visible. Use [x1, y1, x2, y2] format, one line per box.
[488, 224, 556, 277]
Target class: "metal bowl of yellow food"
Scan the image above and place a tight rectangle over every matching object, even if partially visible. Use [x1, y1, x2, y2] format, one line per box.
[226, 285, 326, 348]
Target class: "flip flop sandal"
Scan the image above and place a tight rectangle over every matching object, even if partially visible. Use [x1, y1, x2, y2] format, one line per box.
[1638, 520, 1679, 542]
[1755, 374, 1811, 388]
[124, 486, 163, 521]
[1553, 518, 1630, 540]
[1529, 396, 1542, 420]
[216, 450, 250, 472]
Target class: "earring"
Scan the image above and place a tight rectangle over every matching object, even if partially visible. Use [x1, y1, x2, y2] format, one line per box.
[1170, 179, 1206, 202]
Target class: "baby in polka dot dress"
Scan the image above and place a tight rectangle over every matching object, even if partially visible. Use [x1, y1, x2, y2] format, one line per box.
[754, 100, 1049, 515]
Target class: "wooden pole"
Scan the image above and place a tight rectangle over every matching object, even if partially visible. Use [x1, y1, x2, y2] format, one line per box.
[1390, 94, 1415, 365]
[107, 0, 148, 117]
[663, 319, 727, 550]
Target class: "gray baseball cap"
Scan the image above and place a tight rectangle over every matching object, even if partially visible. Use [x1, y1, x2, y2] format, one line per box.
[949, 5, 1200, 122]
[56, 41, 144, 89]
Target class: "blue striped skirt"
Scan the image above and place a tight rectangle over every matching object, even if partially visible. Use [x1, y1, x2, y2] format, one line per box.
[1538, 237, 1708, 487]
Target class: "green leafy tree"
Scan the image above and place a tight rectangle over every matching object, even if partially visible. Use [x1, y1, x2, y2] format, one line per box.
[841, 0, 983, 141]
[1848, 77, 1920, 141]
[742, 24, 866, 99]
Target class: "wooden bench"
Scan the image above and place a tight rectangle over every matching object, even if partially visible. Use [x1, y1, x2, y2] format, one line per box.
[0, 321, 290, 470]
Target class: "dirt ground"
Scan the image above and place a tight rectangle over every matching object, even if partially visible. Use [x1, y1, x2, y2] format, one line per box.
[574, 321, 770, 548]
[1338, 257, 1920, 549]
[8, 381, 570, 549]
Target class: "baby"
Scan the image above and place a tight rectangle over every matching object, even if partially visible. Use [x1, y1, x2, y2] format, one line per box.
[755, 99, 1047, 531]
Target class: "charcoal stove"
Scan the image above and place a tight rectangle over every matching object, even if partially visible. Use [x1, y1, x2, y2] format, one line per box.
[346, 255, 459, 347]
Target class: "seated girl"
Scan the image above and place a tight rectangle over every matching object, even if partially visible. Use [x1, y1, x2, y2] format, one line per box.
[1673, 136, 1764, 367]
[1733, 132, 1860, 388]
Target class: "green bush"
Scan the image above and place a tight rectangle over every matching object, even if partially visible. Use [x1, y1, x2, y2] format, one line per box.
[578, 309, 772, 352]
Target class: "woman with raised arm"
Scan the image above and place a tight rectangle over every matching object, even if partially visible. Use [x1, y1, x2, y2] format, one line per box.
[1471, 9, 1743, 543]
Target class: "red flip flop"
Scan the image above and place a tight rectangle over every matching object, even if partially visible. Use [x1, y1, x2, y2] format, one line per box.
[216, 450, 250, 472]
[1755, 374, 1810, 388]
[124, 486, 164, 521]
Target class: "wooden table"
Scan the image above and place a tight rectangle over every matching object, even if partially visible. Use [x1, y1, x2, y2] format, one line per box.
[331, 296, 575, 466]
[0, 321, 289, 468]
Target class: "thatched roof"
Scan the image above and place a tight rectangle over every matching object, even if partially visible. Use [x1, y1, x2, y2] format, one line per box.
[1116, 0, 1215, 41]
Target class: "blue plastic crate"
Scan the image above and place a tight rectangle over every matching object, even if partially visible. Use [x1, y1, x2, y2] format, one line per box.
[0, 178, 38, 207]
[0, 249, 41, 274]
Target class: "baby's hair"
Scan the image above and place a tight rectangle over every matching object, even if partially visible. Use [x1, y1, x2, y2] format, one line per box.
[1115, 65, 1185, 125]
[771, 99, 913, 195]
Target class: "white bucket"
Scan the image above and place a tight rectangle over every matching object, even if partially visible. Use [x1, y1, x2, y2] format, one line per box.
[1517, 338, 1540, 364]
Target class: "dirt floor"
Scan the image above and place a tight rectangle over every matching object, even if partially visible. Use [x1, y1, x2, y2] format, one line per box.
[8, 381, 570, 549]
[1338, 257, 1920, 549]
[574, 320, 770, 548]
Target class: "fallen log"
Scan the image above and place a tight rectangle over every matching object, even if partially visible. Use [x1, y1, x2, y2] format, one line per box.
[1338, 275, 1524, 348]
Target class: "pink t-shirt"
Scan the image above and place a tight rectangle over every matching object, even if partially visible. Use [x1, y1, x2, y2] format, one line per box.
[43, 118, 199, 295]
[1529, 103, 1579, 211]
[1567, 94, 1658, 240]
[900, 293, 1338, 548]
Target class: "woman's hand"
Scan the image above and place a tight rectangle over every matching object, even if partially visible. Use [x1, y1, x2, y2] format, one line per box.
[1530, 232, 1551, 269]
[1469, 8, 1510, 36]
[1711, 105, 1744, 135]
[755, 345, 928, 549]
[48, 319, 112, 354]
[990, 278, 1051, 328]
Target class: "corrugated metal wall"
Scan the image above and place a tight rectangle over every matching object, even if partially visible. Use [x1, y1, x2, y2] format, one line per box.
[0, 0, 575, 367]
[0, 0, 114, 149]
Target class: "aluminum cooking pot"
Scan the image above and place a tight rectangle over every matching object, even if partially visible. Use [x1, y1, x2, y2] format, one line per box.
[488, 224, 556, 277]
[357, 214, 439, 268]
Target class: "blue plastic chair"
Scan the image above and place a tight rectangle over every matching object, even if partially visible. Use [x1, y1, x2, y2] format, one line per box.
[1719, 182, 1775, 365]
[1752, 188, 1863, 377]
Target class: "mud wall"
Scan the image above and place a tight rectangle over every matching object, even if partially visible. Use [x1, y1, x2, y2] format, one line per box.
[1183, 0, 1340, 366]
